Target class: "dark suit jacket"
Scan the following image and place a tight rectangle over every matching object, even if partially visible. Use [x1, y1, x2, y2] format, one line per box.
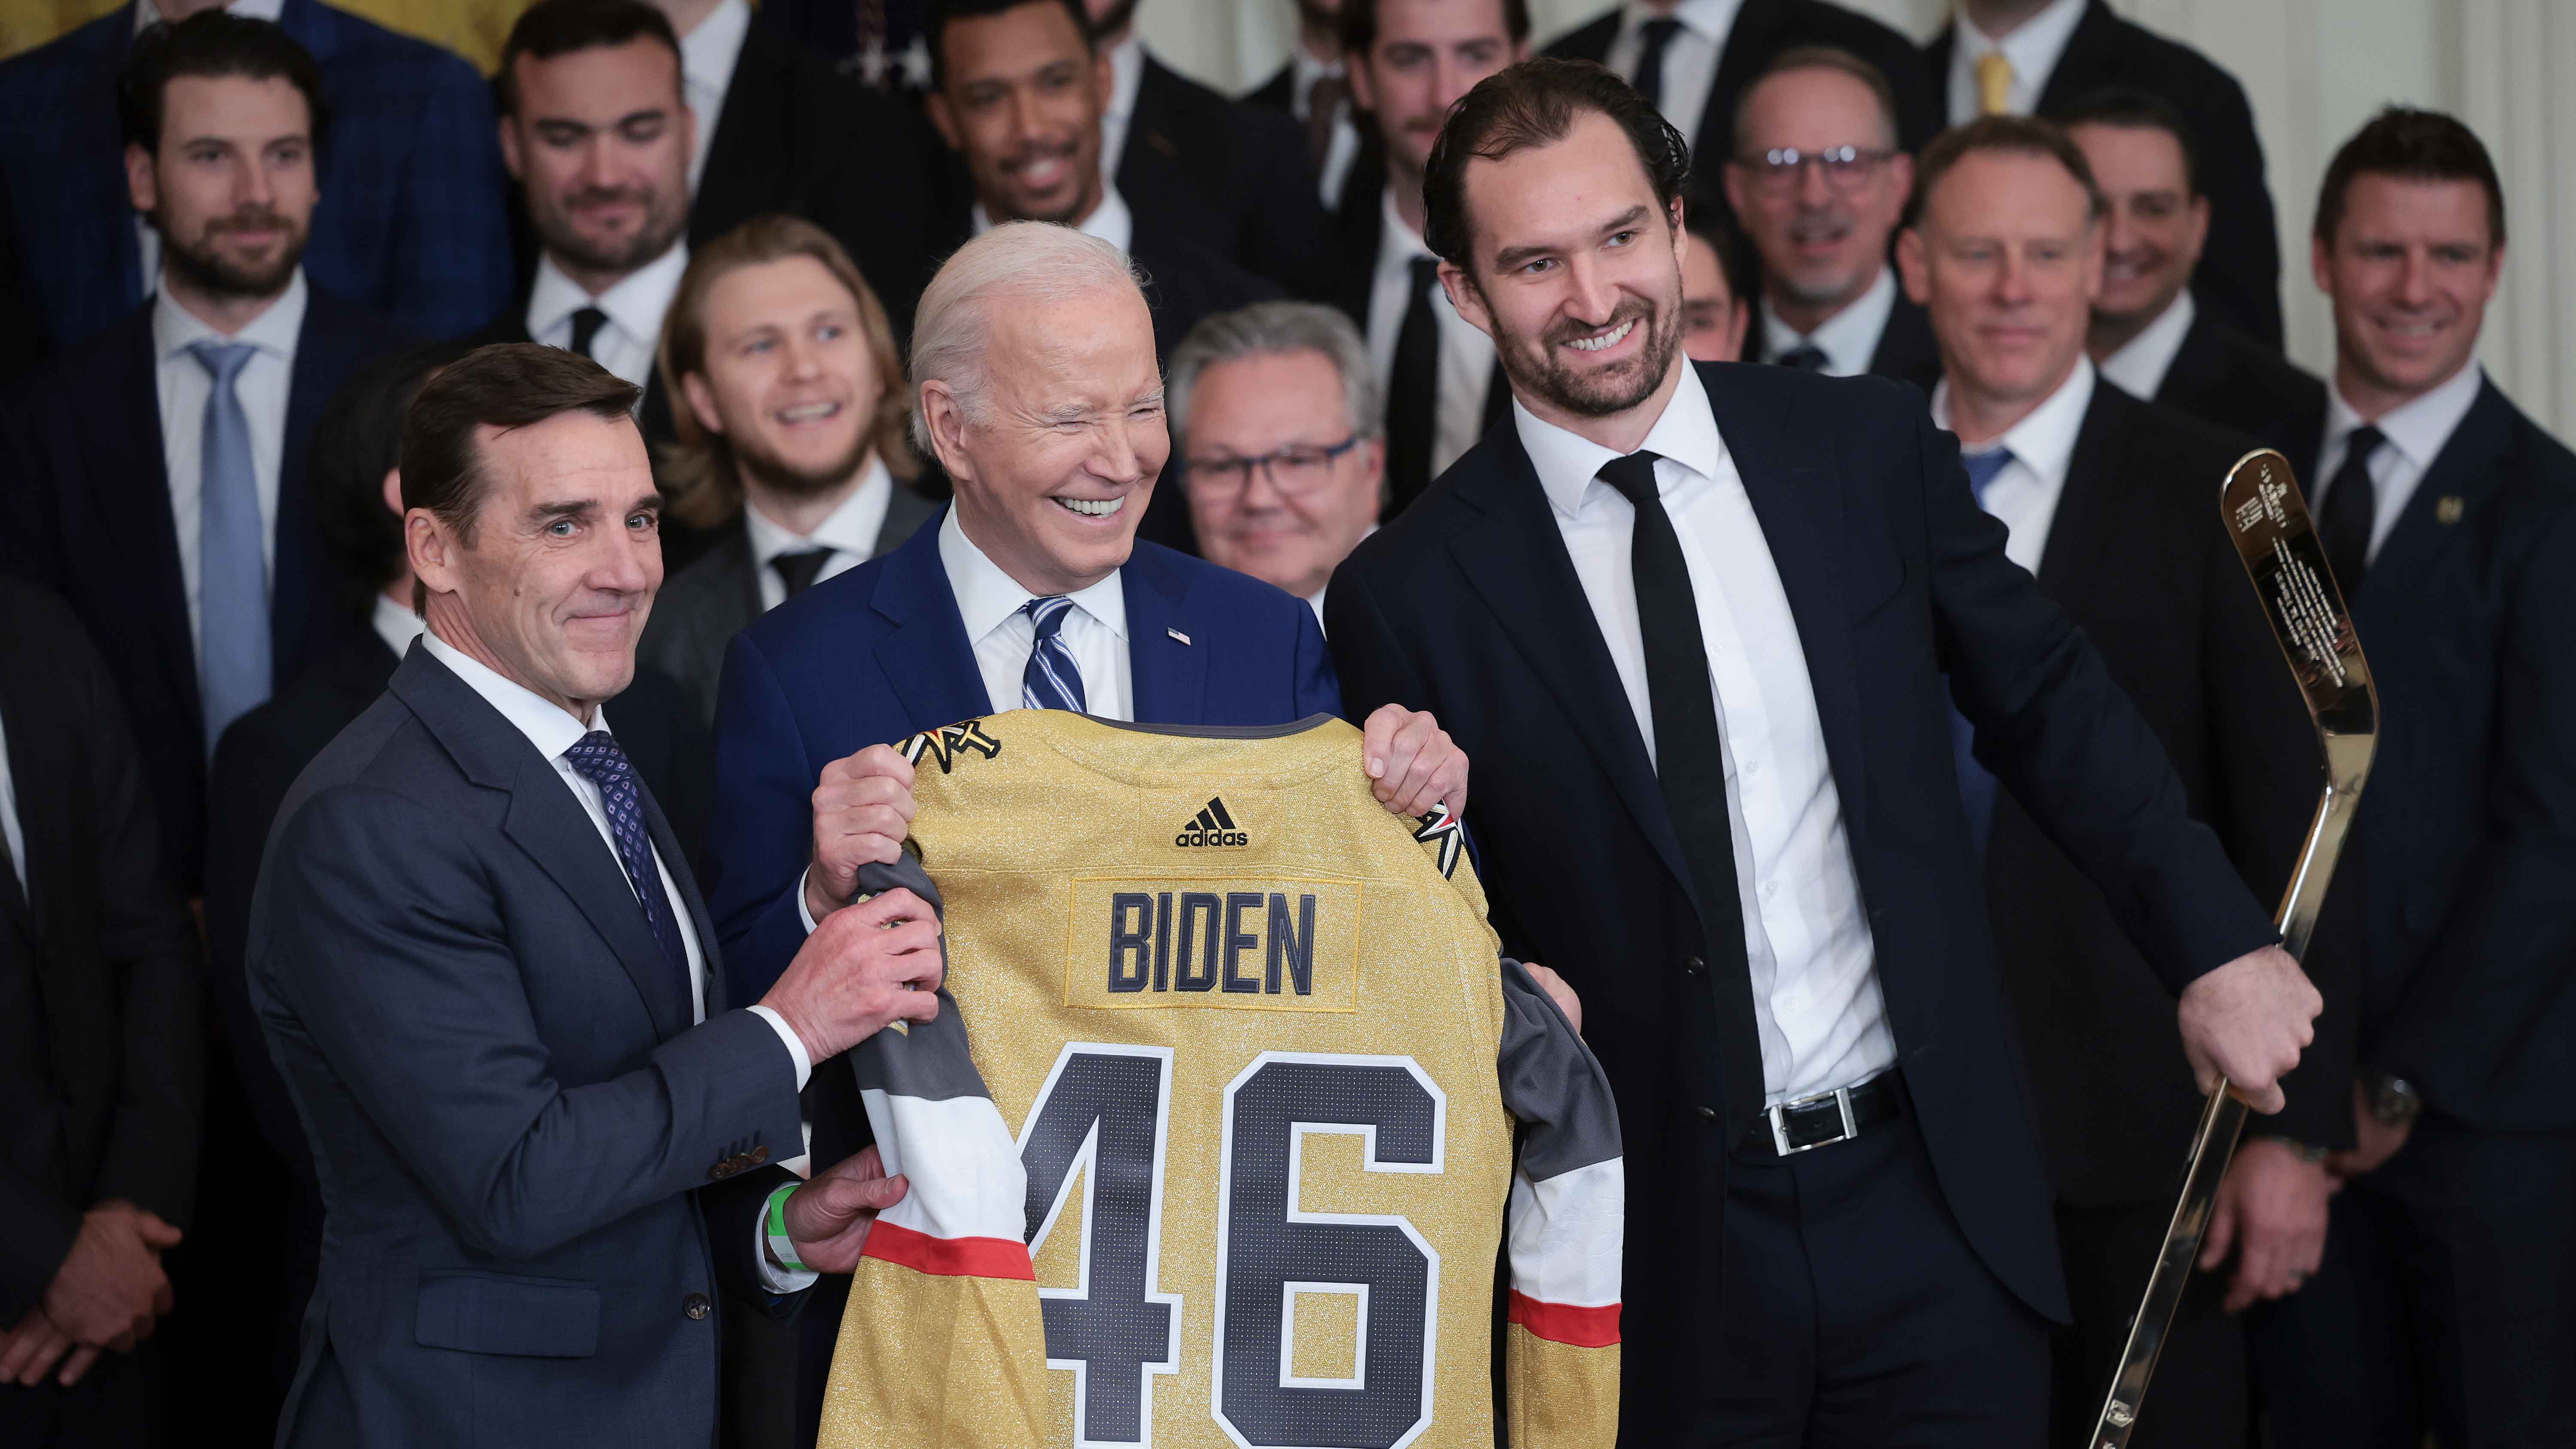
[0, 580, 203, 1321]
[1985, 381, 2330, 1206]
[2150, 304, 2326, 457]
[1244, 59, 1297, 113]
[636, 483, 939, 727]
[0, 0, 511, 355]
[1324, 361, 2279, 1442]
[1750, 284, 1941, 391]
[2287, 380, 2576, 1133]
[249, 645, 801, 1448]
[1926, 0, 2283, 349]
[0, 286, 403, 888]
[1119, 52, 1333, 298]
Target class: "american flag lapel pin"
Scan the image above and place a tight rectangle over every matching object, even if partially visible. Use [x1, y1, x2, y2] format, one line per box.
[1167, 626, 1191, 645]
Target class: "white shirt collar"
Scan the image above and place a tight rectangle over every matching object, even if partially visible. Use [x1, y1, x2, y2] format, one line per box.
[135, 0, 282, 33]
[936, 506, 1130, 645]
[680, 0, 751, 101]
[2326, 359, 2485, 478]
[741, 454, 893, 566]
[2096, 289, 2195, 401]
[528, 240, 691, 349]
[1628, 0, 1743, 45]
[1956, 0, 2088, 83]
[1378, 183, 1431, 265]
[1760, 266, 1896, 378]
[153, 266, 307, 362]
[971, 185, 1133, 254]
[372, 592, 426, 661]
[1932, 353, 2096, 486]
[419, 629, 607, 751]
[1518, 362, 1728, 521]
[1106, 32, 1145, 122]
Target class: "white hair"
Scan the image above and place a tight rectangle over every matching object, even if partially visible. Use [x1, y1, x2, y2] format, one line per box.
[1167, 301, 1383, 449]
[908, 222, 1151, 458]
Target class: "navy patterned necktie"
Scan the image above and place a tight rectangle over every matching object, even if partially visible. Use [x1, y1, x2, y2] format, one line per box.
[1949, 447, 2017, 855]
[1020, 595, 1088, 713]
[562, 731, 692, 1008]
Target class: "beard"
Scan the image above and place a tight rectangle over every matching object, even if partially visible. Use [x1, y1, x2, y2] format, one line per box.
[733, 423, 872, 502]
[1496, 290, 1684, 419]
[159, 206, 307, 300]
[539, 184, 687, 278]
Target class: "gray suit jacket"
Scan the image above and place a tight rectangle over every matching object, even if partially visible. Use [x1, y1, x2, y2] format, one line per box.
[640, 485, 940, 726]
[249, 645, 805, 1447]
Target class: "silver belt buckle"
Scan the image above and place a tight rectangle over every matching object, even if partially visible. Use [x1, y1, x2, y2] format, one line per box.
[1767, 1084, 1860, 1155]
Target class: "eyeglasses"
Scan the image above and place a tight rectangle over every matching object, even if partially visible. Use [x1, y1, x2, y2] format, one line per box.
[1182, 435, 1364, 498]
[1732, 145, 1896, 195]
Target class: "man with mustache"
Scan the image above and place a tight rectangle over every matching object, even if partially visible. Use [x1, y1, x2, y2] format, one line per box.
[1723, 47, 1936, 387]
[1326, 58, 2326, 1443]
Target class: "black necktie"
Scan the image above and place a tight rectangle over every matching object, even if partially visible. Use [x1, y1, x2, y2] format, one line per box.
[1385, 256, 1443, 514]
[1596, 450, 1765, 1133]
[1776, 343, 1829, 372]
[2318, 425, 2383, 592]
[1631, 16, 1683, 112]
[568, 306, 611, 360]
[771, 547, 833, 600]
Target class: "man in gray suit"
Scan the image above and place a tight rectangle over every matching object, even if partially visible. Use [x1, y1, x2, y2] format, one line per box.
[249, 343, 945, 1445]
[641, 215, 939, 723]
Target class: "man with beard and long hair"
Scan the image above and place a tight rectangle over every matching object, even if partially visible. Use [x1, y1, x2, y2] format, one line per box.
[0, 9, 404, 895]
[638, 215, 940, 727]
[1324, 58, 2330, 1445]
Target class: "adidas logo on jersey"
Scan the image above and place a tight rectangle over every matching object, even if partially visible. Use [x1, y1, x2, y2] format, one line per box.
[1174, 796, 1249, 848]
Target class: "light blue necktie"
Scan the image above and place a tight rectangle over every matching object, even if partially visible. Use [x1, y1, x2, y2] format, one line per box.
[190, 340, 271, 753]
[1019, 595, 1088, 713]
[1950, 447, 2015, 854]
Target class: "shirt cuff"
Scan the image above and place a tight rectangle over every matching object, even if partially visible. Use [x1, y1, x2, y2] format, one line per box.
[796, 866, 822, 935]
[754, 1182, 821, 1295]
[746, 1004, 813, 1090]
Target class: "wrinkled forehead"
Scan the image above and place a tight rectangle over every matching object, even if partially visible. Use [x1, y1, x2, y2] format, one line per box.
[472, 411, 655, 513]
[982, 285, 1161, 407]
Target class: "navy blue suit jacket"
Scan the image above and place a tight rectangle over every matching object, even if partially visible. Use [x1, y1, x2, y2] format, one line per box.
[0, 285, 403, 888]
[0, 0, 511, 354]
[249, 645, 803, 1448]
[1325, 362, 2280, 1443]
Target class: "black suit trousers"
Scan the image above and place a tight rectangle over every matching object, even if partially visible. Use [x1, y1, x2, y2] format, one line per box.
[2053, 1199, 2246, 1449]
[2251, 1114, 2576, 1449]
[0, 1341, 159, 1447]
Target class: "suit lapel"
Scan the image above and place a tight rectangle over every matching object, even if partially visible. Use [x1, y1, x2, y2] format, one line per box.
[2361, 380, 2515, 606]
[0, 664, 60, 943]
[2032, 386, 2128, 597]
[273, 288, 358, 689]
[96, 309, 201, 744]
[873, 484, 940, 558]
[1698, 0, 1792, 169]
[638, 782, 722, 1015]
[688, 23, 790, 246]
[1124, 547, 1209, 725]
[2034, 0, 2120, 112]
[869, 512, 993, 728]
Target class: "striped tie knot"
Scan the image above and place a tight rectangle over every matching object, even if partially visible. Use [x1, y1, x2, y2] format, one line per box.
[1018, 595, 1088, 714]
[1024, 594, 1075, 638]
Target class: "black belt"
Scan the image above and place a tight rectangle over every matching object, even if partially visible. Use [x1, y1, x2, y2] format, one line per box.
[1742, 1071, 1903, 1157]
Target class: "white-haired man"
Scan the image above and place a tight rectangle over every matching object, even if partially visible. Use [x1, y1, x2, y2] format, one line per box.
[700, 221, 1491, 1446]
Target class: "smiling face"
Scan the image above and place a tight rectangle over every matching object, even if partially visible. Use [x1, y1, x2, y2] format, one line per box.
[927, 0, 1109, 228]
[2069, 120, 2206, 334]
[926, 284, 1168, 597]
[1184, 348, 1383, 600]
[1445, 111, 1687, 434]
[501, 38, 693, 292]
[1901, 146, 2102, 422]
[1722, 64, 1909, 327]
[1346, 0, 1522, 185]
[2315, 173, 2500, 416]
[127, 73, 317, 301]
[679, 255, 884, 499]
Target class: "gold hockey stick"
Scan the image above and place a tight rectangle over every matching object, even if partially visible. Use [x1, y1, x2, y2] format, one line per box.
[2087, 450, 2380, 1448]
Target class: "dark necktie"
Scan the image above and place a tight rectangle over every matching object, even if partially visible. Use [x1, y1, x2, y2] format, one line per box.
[1631, 16, 1683, 113]
[1019, 596, 1087, 713]
[568, 305, 611, 361]
[771, 547, 833, 600]
[0, 812, 27, 928]
[1304, 71, 1347, 173]
[1385, 256, 1443, 514]
[1595, 450, 1764, 1133]
[1776, 343, 1829, 373]
[561, 731, 693, 1012]
[1949, 448, 2016, 854]
[2318, 424, 2384, 592]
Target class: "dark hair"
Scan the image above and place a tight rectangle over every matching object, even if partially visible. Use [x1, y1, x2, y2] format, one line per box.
[2059, 86, 2201, 196]
[496, 0, 681, 118]
[2314, 106, 2504, 249]
[118, 11, 329, 157]
[314, 340, 477, 615]
[1733, 45, 1899, 155]
[1423, 58, 1691, 270]
[1339, 0, 1531, 58]
[1680, 182, 1758, 313]
[925, 0, 1093, 91]
[401, 344, 642, 611]
[1909, 115, 2106, 228]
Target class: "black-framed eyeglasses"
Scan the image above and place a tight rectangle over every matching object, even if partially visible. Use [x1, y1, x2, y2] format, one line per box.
[1182, 435, 1364, 498]
[1732, 145, 1896, 195]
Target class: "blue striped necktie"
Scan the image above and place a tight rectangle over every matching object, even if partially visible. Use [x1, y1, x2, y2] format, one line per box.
[1020, 595, 1088, 713]
[1950, 447, 2017, 854]
[189, 339, 271, 753]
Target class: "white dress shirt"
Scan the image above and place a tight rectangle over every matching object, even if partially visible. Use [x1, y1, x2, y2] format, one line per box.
[526, 242, 692, 393]
[971, 185, 1134, 253]
[741, 456, 895, 612]
[0, 711, 21, 896]
[1601, 0, 1746, 146]
[133, 0, 285, 294]
[1759, 266, 1897, 379]
[1945, 0, 2087, 125]
[1101, 32, 1147, 181]
[940, 507, 1133, 723]
[155, 270, 306, 656]
[2315, 361, 2485, 565]
[371, 592, 425, 661]
[1517, 365, 1890, 1103]
[678, 0, 752, 198]
[1931, 357, 2096, 575]
[1366, 187, 1498, 479]
[2096, 289, 2195, 403]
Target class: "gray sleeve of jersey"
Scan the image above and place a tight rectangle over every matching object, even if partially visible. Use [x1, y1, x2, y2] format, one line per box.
[1497, 957, 1622, 1178]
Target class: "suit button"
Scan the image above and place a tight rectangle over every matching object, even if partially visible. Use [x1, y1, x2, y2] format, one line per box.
[684, 1293, 711, 1321]
[1698, 1105, 1720, 1121]
[709, 1155, 741, 1181]
[746, 1145, 769, 1167]
[1684, 956, 1706, 977]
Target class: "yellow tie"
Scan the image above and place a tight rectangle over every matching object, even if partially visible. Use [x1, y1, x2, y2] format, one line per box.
[1975, 51, 2014, 115]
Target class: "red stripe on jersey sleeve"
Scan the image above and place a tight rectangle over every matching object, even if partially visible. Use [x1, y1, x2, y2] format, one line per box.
[1507, 1290, 1621, 1347]
[860, 1220, 1037, 1280]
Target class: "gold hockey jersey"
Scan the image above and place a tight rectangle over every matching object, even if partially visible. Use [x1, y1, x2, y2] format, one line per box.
[817, 711, 1623, 1449]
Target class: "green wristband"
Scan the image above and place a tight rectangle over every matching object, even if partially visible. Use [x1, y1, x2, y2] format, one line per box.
[765, 1182, 809, 1275]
